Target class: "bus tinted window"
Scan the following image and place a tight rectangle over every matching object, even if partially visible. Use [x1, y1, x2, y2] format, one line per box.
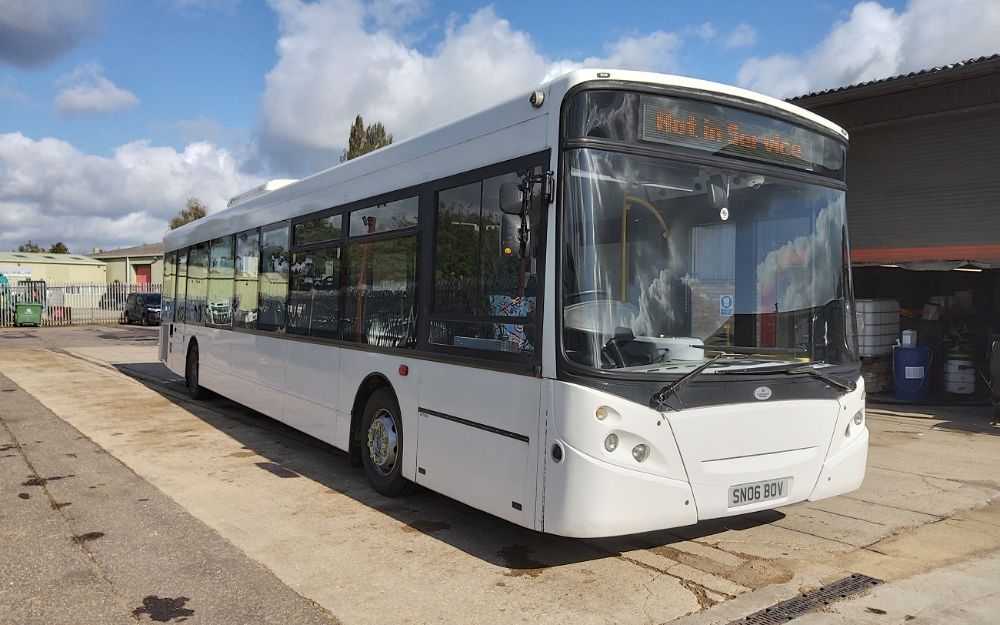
[431, 171, 539, 353]
[186, 243, 209, 324]
[258, 224, 289, 332]
[208, 235, 235, 327]
[163, 251, 175, 322]
[349, 197, 418, 236]
[294, 214, 342, 246]
[234, 229, 259, 329]
[342, 236, 417, 348]
[288, 245, 341, 338]
[175, 249, 188, 323]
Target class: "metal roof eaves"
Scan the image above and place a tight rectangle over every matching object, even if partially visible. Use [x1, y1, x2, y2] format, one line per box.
[789, 54, 1000, 102]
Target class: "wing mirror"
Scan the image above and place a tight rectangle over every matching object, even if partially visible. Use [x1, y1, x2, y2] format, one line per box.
[499, 181, 523, 215]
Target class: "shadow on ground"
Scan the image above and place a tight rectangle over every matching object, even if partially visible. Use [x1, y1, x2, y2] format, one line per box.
[110, 360, 783, 572]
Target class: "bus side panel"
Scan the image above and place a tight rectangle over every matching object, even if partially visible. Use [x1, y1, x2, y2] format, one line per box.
[224, 331, 284, 419]
[416, 363, 541, 529]
[282, 341, 342, 448]
[339, 349, 421, 481]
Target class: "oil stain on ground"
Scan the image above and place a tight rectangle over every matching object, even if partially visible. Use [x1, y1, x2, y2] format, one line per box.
[131, 596, 195, 622]
[72, 532, 105, 544]
[21, 474, 74, 487]
[498, 544, 547, 578]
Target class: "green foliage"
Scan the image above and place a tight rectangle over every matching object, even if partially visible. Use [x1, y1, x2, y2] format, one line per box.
[340, 115, 393, 162]
[169, 198, 208, 230]
[48, 242, 69, 254]
[16, 240, 44, 253]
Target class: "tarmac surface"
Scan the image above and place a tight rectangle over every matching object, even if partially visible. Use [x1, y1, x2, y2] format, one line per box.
[2, 325, 1000, 624]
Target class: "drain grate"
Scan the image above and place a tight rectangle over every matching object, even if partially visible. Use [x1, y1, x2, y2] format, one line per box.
[727, 574, 882, 625]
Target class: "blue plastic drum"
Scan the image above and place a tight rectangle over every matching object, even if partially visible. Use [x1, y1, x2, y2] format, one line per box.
[893, 346, 932, 401]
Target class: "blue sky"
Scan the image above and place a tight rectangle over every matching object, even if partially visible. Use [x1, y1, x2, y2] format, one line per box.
[0, 0, 996, 252]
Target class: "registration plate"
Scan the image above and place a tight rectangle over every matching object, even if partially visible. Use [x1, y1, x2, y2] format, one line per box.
[728, 478, 790, 508]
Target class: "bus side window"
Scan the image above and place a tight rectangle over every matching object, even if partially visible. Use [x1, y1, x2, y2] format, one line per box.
[258, 223, 290, 332]
[431, 170, 540, 354]
[234, 228, 260, 329]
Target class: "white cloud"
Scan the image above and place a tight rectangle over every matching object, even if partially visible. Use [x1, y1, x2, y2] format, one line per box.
[0, 132, 259, 252]
[256, 0, 681, 175]
[693, 22, 716, 41]
[0, 0, 104, 68]
[55, 63, 140, 116]
[724, 23, 757, 50]
[737, 0, 1000, 99]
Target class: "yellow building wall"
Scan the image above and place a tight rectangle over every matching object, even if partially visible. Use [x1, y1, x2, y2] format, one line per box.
[102, 257, 164, 284]
[1, 262, 107, 285]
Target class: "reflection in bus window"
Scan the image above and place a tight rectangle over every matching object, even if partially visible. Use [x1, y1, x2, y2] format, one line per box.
[432, 171, 539, 352]
[288, 245, 341, 338]
[342, 237, 417, 348]
[258, 224, 289, 332]
[208, 235, 235, 327]
[185, 243, 209, 324]
[234, 229, 259, 329]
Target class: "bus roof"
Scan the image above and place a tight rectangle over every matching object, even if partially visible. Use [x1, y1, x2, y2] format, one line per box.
[165, 69, 847, 252]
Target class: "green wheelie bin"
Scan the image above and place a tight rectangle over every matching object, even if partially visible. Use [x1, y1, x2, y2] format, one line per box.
[15, 302, 42, 327]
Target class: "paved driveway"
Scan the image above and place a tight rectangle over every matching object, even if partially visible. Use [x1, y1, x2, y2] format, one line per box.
[2, 326, 999, 624]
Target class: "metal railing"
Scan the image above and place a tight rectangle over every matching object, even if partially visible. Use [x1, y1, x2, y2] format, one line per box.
[0, 282, 162, 327]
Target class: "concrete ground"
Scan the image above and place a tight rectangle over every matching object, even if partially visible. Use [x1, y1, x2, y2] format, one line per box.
[2, 325, 1000, 624]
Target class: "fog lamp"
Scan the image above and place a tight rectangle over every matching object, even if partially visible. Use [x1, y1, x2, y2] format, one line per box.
[604, 433, 619, 452]
[853, 410, 864, 426]
[632, 444, 650, 463]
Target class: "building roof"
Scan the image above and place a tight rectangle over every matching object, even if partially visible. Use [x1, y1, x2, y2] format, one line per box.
[0, 252, 105, 265]
[91, 242, 164, 259]
[789, 54, 1000, 106]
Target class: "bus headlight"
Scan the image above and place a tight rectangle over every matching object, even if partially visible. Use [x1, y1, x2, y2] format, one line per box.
[632, 444, 650, 463]
[604, 434, 619, 452]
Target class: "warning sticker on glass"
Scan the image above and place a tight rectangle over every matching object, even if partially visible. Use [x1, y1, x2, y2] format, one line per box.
[904, 366, 925, 379]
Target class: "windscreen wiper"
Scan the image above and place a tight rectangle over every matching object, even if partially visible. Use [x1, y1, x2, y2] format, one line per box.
[713, 362, 857, 392]
[650, 353, 738, 411]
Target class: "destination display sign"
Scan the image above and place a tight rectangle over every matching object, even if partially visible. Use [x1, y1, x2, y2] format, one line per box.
[640, 95, 838, 172]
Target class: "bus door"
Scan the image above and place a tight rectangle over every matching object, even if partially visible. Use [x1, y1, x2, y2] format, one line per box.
[415, 168, 546, 527]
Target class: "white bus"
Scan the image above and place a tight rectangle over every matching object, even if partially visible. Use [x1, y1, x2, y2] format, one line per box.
[160, 69, 867, 538]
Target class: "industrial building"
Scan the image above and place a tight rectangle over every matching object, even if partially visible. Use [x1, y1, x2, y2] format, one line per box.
[91, 242, 165, 285]
[0, 252, 107, 285]
[792, 55, 1000, 402]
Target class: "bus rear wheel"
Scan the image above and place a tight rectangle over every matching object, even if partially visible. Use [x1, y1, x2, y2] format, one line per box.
[361, 388, 411, 496]
[185, 343, 209, 400]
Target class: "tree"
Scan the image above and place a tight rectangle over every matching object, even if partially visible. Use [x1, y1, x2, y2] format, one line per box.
[48, 242, 69, 254]
[16, 240, 43, 253]
[340, 115, 393, 162]
[169, 198, 208, 230]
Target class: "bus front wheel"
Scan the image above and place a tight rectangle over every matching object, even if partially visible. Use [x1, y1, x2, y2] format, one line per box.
[361, 388, 411, 496]
[185, 343, 209, 400]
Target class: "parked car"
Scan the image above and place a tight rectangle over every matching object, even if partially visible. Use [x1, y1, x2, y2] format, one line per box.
[123, 292, 162, 326]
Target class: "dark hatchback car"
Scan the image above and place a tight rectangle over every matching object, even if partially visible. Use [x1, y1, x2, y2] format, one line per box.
[123, 292, 162, 325]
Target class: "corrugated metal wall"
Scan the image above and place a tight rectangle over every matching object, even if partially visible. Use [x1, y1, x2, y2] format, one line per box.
[845, 107, 1000, 250]
[796, 70, 1000, 260]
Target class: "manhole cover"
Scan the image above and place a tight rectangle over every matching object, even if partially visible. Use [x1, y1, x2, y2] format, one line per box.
[727, 574, 882, 624]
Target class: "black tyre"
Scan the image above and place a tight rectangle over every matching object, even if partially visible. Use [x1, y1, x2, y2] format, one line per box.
[360, 388, 410, 496]
[140, 313, 148, 326]
[185, 343, 209, 400]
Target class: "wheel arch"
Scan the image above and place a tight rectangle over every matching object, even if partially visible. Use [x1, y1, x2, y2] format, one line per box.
[348, 373, 396, 466]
